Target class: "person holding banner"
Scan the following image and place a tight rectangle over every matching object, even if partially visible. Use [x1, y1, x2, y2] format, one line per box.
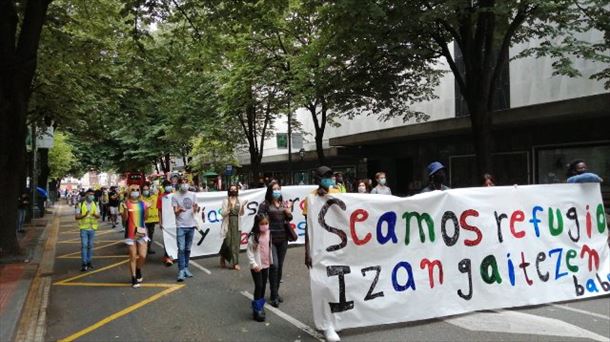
[420, 161, 451, 193]
[370, 171, 392, 195]
[172, 179, 200, 282]
[246, 214, 273, 322]
[142, 182, 159, 255]
[219, 184, 247, 270]
[122, 184, 149, 288]
[158, 180, 174, 267]
[303, 166, 342, 342]
[257, 181, 293, 307]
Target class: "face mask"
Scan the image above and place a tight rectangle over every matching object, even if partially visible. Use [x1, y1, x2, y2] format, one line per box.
[143, 190, 150, 197]
[164, 186, 173, 193]
[130, 191, 140, 199]
[229, 190, 238, 197]
[320, 178, 334, 189]
[272, 190, 281, 199]
[358, 186, 367, 193]
[180, 184, 189, 192]
[378, 178, 386, 185]
[259, 224, 269, 232]
[86, 195, 94, 202]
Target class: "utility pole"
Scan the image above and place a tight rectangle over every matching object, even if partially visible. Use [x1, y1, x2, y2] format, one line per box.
[287, 95, 292, 185]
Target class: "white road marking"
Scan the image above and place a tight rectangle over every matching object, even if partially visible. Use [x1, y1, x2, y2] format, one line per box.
[444, 310, 609, 342]
[153, 241, 212, 275]
[241, 291, 324, 342]
[551, 304, 610, 321]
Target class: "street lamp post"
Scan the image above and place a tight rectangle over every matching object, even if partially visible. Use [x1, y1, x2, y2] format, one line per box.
[299, 148, 305, 184]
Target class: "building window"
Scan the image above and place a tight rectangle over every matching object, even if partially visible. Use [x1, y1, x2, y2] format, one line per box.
[276, 133, 288, 149]
[449, 152, 529, 187]
[535, 143, 609, 195]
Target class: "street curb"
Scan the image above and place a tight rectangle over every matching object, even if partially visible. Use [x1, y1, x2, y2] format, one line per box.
[13, 208, 60, 342]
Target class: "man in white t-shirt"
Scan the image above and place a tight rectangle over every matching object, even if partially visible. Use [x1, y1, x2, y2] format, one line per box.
[171, 179, 200, 282]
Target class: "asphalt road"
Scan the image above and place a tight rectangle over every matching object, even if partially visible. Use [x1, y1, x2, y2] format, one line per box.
[46, 205, 610, 342]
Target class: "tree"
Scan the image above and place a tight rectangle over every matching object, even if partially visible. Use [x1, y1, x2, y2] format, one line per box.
[351, 0, 608, 177]
[1, 0, 53, 255]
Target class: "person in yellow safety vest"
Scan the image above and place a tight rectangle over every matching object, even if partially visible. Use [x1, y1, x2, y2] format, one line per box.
[75, 188, 100, 272]
[333, 172, 347, 193]
[142, 182, 159, 254]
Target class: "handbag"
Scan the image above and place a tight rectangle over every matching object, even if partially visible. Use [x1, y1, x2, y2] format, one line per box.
[284, 222, 298, 242]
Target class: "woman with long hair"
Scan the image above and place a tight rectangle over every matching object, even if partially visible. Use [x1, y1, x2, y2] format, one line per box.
[219, 184, 247, 270]
[257, 180, 292, 307]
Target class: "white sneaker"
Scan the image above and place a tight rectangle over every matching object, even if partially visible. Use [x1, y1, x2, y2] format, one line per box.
[324, 328, 340, 342]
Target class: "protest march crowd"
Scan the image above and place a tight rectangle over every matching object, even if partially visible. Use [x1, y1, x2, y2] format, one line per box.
[66, 159, 605, 341]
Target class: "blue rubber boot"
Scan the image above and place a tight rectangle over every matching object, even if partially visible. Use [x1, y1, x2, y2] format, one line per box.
[253, 298, 266, 322]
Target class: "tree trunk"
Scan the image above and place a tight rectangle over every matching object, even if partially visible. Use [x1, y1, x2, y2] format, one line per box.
[314, 131, 326, 164]
[470, 105, 494, 179]
[0, 0, 52, 255]
[37, 147, 49, 217]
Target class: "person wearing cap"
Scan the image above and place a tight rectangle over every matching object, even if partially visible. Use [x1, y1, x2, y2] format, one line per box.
[371, 172, 392, 195]
[303, 166, 342, 342]
[75, 188, 101, 272]
[421, 161, 451, 193]
[304, 166, 341, 268]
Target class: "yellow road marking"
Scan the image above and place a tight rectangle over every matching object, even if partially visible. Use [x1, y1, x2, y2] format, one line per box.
[58, 285, 184, 342]
[53, 225, 185, 341]
[54, 259, 129, 285]
[57, 241, 123, 259]
[54, 282, 178, 288]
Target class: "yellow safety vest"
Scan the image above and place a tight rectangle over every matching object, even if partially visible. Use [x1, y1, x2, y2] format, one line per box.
[78, 201, 99, 230]
[143, 194, 159, 223]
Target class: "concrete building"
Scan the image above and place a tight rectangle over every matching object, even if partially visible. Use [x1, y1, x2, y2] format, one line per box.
[237, 30, 609, 203]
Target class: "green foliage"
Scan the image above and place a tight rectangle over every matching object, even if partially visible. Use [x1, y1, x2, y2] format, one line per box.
[48, 131, 76, 180]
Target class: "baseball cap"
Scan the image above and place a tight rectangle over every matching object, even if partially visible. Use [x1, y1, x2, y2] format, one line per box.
[315, 166, 333, 178]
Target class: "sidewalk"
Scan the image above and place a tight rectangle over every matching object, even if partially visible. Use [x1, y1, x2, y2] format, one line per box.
[0, 205, 62, 342]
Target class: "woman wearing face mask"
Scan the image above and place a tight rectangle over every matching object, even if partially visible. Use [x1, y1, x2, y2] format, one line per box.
[257, 181, 292, 307]
[356, 179, 371, 193]
[371, 172, 392, 195]
[121, 185, 149, 288]
[219, 184, 248, 270]
[141, 182, 159, 255]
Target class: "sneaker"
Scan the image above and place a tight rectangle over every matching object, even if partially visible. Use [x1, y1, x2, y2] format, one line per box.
[136, 268, 143, 283]
[177, 270, 185, 282]
[148, 249, 156, 255]
[269, 298, 279, 308]
[111, 224, 115, 229]
[132, 276, 140, 288]
[80, 265, 88, 272]
[277, 295, 284, 303]
[184, 268, 193, 278]
[324, 328, 341, 342]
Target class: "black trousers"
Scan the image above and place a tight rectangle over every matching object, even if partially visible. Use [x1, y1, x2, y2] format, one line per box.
[146, 222, 156, 248]
[251, 268, 269, 300]
[269, 240, 288, 300]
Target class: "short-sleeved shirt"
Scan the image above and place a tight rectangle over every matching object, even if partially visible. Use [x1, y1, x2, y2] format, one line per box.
[125, 200, 147, 239]
[567, 173, 603, 183]
[143, 194, 159, 223]
[172, 191, 198, 228]
[108, 192, 120, 207]
[371, 185, 392, 195]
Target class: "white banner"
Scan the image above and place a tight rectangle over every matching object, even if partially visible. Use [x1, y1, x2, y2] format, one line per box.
[161, 185, 316, 259]
[307, 183, 610, 331]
